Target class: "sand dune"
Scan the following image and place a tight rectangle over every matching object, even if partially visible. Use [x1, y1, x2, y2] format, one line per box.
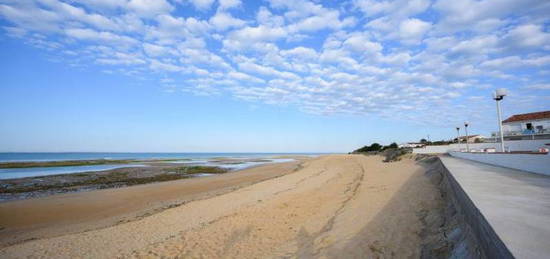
[0, 155, 441, 258]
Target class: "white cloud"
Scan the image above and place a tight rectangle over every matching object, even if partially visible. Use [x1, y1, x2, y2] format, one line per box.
[96, 52, 146, 65]
[398, 18, 431, 44]
[228, 25, 287, 43]
[343, 34, 382, 55]
[228, 71, 265, 84]
[149, 59, 183, 72]
[0, 3, 62, 32]
[502, 24, 550, 51]
[354, 0, 430, 18]
[479, 56, 522, 68]
[209, 12, 246, 31]
[433, 0, 550, 33]
[450, 35, 498, 55]
[143, 43, 173, 57]
[65, 28, 138, 46]
[38, 0, 119, 30]
[378, 52, 411, 65]
[0, 0, 548, 125]
[218, 0, 241, 10]
[257, 7, 285, 27]
[189, 0, 216, 11]
[524, 83, 550, 90]
[280, 46, 318, 60]
[287, 10, 355, 33]
[149, 14, 210, 43]
[480, 55, 550, 69]
[238, 61, 299, 80]
[127, 0, 173, 17]
[267, 0, 355, 33]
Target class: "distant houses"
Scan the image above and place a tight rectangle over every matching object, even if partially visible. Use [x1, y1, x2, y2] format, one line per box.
[398, 142, 424, 148]
[454, 135, 485, 143]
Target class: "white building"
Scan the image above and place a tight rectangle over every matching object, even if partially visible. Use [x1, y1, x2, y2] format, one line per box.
[399, 142, 424, 148]
[454, 135, 485, 143]
[501, 110, 550, 135]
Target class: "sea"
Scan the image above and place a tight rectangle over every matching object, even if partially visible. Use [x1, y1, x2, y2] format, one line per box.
[0, 152, 321, 180]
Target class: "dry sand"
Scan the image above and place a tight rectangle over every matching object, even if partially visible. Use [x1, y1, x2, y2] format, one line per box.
[0, 155, 442, 258]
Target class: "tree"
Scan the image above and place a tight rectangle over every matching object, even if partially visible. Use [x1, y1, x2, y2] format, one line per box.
[381, 142, 399, 150]
[387, 142, 398, 149]
[368, 143, 382, 151]
[353, 143, 383, 153]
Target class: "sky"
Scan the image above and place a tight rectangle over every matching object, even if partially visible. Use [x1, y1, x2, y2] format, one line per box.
[0, 0, 549, 152]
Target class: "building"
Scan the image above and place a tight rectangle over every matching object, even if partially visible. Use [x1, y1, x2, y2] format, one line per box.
[493, 110, 550, 140]
[399, 142, 425, 148]
[502, 111, 550, 134]
[454, 135, 485, 143]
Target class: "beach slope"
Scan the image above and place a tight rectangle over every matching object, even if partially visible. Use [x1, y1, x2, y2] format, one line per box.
[0, 154, 441, 258]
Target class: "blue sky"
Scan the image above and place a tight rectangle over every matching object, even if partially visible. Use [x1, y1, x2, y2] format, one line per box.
[0, 0, 549, 152]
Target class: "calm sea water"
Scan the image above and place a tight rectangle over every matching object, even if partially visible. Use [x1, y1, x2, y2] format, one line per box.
[0, 153, 320, 180]
[0, 152, 318, 162]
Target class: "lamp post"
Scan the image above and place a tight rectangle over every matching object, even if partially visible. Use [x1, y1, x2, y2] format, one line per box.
[456, 127, 461, 151]
[464, 122, 470, 152]
[493, 88, 507, 152]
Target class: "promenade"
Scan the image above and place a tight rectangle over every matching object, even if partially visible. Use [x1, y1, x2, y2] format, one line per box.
[440, 156, 550, 259]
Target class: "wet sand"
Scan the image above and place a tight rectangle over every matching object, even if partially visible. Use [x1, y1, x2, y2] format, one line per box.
[0, 161, 302, 246]
[0, 155, 442, 258]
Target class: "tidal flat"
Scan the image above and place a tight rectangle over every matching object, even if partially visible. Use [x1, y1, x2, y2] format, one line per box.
[0, 164, 227, 202]
[0, 158, 187, 169]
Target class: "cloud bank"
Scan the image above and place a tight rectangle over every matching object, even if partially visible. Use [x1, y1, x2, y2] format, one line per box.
[1, 0, 549, 126]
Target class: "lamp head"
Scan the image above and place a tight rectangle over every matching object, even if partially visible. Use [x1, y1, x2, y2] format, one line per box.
[493, 88, 507, 100]
[464, 121, 469, 127]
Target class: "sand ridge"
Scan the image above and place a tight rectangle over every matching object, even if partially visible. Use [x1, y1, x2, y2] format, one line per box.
[0, 155, 441, 258]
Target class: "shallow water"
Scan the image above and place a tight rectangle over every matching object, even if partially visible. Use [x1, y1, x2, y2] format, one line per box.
[174, 158, 295, 170]
[0, 164, 146, 180]
[0, 154, 306, 180]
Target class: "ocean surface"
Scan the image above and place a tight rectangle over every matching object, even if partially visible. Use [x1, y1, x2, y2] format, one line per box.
[0, 153, 320, 180]
[0, 152, 318, 162]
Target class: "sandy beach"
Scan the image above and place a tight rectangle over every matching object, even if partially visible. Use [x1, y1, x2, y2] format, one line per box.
[0, 154, 443, 258]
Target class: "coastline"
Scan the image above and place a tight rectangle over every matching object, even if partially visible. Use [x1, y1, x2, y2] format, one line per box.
[0, 154, 465, 258]
[0, 159, 304, 247]
[0, 156, 306, 202]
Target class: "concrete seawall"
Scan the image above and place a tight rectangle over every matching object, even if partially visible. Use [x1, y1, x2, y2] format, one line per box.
[438, 156, 550, 258]
[436, 157, 513, 259]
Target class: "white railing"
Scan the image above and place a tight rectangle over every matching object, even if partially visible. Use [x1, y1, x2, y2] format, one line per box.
[491, 130, 550, 137]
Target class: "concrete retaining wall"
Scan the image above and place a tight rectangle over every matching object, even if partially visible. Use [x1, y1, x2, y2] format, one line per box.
[449, 152, 550, 176]
[413, 139, 550, 154]
[437, 158, 513, 259]
[413, 145, 454, 154]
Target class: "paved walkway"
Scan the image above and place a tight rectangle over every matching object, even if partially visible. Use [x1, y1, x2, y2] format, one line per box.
[440, 156, 550, 259]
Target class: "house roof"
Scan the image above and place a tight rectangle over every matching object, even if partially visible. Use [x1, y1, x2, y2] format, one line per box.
[502, 110, 550, 123]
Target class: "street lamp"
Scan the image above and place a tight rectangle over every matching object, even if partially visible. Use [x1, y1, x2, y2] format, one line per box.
[493, 88, 507, 152]
[456, 127, 462, 151]
[464, 122, 470, 152]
